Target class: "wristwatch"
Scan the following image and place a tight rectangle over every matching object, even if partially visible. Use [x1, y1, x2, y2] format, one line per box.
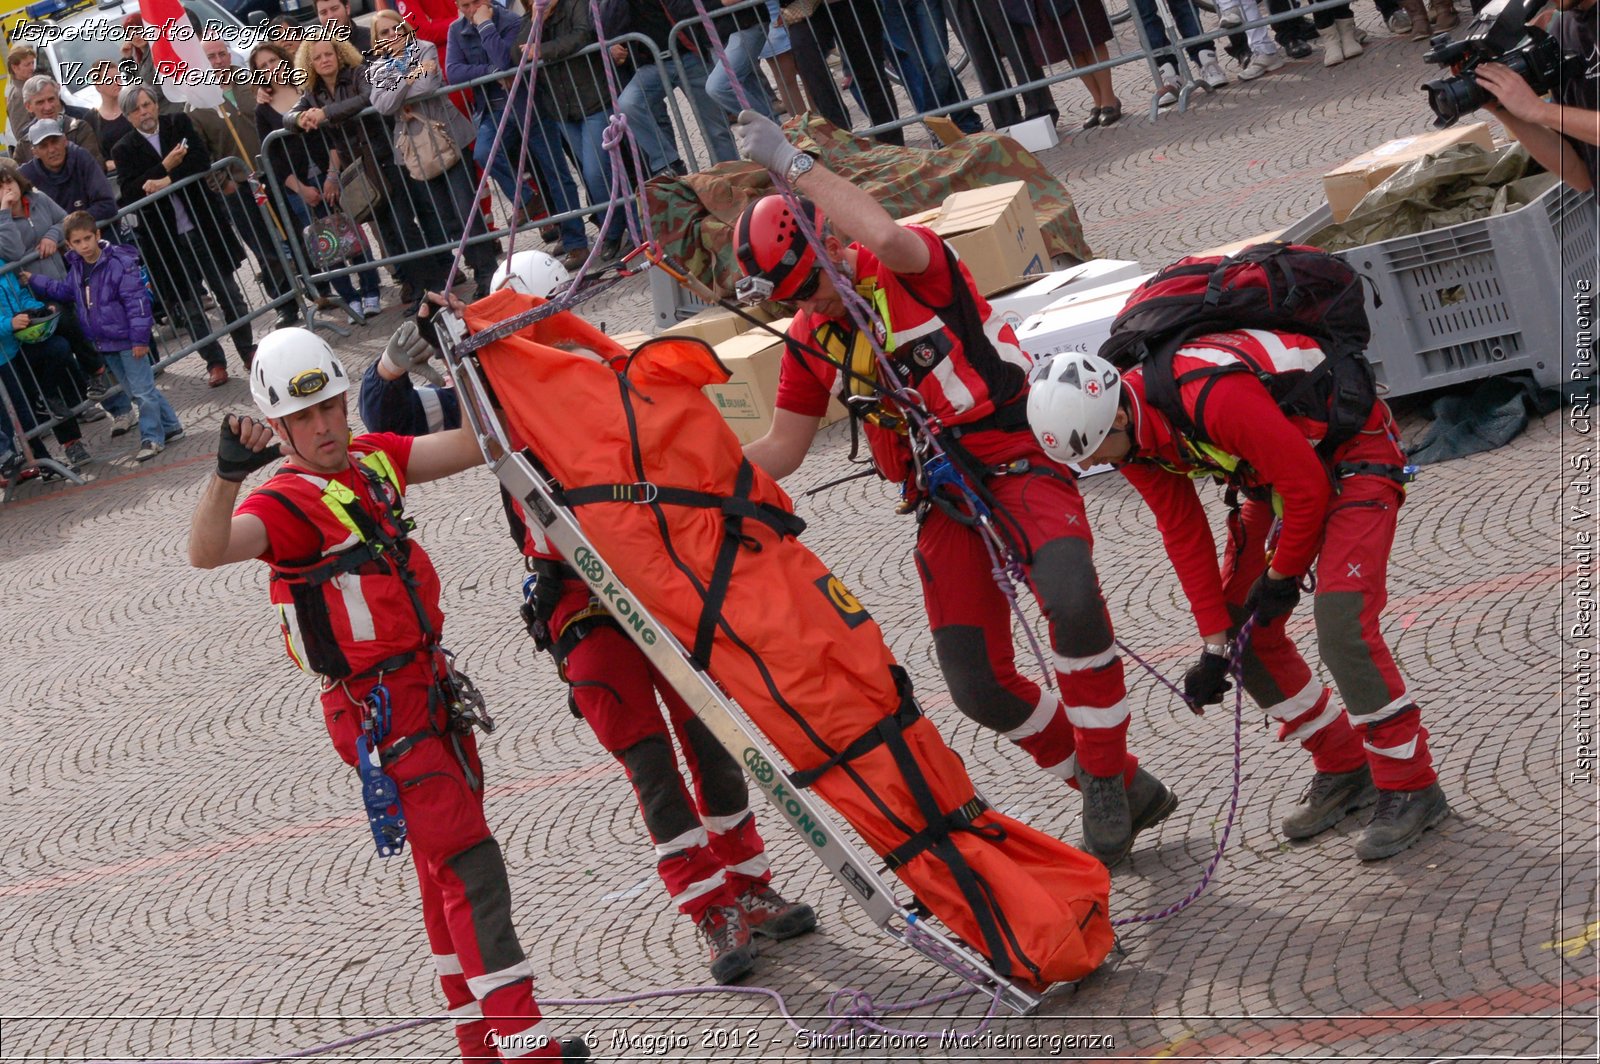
[784, 151, 816, 186]
[1203, 641, 1230, 658]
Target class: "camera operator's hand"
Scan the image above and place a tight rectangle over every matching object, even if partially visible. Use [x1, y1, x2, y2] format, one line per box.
[1476, 63, 1548, 123]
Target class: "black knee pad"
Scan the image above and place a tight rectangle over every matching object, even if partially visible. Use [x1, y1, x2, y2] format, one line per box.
[1314, 590, 1393, 715]
[619, 734, 700, 845]
[679, 715, 749, 818]
[445, 838, 525, 976]
[1031, 538, 1113, 658]
[932, 625, 1036, 732]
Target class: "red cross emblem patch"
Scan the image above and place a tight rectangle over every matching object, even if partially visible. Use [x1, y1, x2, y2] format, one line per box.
[1084, 379, 1101, 397]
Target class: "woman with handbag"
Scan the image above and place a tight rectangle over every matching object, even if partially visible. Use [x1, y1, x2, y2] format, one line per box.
[367, 11, 499, 299]
[253, 40, 379, 318]
[286, 36, 452, 315]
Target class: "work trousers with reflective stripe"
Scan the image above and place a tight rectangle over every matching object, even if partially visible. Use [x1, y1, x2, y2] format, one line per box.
[1222, 437, 1436, 792]
[322, 661, 557, 1060]
[916, 461, 1138, 782]
[559, 610, 771, 922]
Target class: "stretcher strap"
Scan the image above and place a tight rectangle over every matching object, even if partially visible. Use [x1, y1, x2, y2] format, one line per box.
[693, 460, 757, 669]
[560, 481, 807, 540]
[786, 700, 923, 790]
[881, 797, 998, 871]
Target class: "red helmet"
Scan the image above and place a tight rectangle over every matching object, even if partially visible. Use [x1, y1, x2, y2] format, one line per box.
[734, 195, 826, 302]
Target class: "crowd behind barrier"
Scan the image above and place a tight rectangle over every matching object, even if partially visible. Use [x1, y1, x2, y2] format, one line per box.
[0, 0, 1498, 488]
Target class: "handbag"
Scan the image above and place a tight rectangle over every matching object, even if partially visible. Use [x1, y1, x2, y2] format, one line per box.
[302, 211, 368, 270]
[338, 159, 386, 223]
[396, 115, 461, 182]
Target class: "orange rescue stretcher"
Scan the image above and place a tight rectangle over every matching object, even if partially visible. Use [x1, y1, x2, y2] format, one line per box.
[439, 290, 1113, 1009]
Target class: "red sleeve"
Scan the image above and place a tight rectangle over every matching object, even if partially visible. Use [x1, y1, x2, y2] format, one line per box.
[1191, 376, 1332, 578]
[773, 320, 833, 418]
[893, 225, 957, 308]
[1121, 462, 1234, 637]
[235, 486, 317, 564]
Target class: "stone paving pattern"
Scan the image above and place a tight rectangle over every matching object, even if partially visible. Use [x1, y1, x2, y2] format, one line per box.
[1, 12, 1595, 1063]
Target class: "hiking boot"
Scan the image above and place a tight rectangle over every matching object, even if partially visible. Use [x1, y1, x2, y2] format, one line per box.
[1127, 766, 1180, 838]
[1197, 49, 1230, 88]
[1076, 767, 1133, 865]
[1356, 782, 1449, 860]
[561, 247, 591, 272]
[559, 1036, 591, 1061]
[698, 904, 757, 984]
[110, 409, 138, 437]
[737, 883, 817, 941]
[1281, 763, 1379, 840]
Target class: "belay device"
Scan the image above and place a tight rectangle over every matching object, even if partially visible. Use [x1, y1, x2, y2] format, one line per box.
[434, 291, 1118, 1013]
[357, 683, 407, 858]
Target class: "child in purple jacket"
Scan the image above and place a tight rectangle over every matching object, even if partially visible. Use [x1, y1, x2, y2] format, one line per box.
[24, 211, 182, 461]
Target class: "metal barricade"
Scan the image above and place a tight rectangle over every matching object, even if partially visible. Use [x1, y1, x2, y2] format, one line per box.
[256, 34, 684, 307]
[0, 156, 299, 495]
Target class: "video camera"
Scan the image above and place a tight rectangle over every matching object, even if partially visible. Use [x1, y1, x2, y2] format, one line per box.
[1422, 0, 1568, 127]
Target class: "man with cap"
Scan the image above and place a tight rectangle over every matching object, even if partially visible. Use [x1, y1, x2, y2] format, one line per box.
[187, 327, 590, 1062]
[14, 75, 106, 169]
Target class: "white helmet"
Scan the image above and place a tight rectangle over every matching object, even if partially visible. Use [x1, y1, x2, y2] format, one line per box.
[251, 327, 351, 419]
[491, 250, 572, 299]
[1026, 352, 1124, 464]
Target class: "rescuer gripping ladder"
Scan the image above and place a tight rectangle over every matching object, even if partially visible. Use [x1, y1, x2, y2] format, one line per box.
[434, 306, 1051, 1015]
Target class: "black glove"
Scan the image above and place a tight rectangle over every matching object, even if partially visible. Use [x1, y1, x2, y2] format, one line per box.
[1182, 647, 1233, 710]
[1244, 573, 1301, 624]
[216, 417, 281, 483]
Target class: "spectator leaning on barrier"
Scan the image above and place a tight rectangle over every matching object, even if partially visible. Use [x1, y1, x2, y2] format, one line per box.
[732, 111, 1178, 866]
[0, 157, 135, 435]
[880, 0, 984, 136]
[1132, 0, 1231, 102]
[447, 0, 591, 271]
[112, 84, 255, 389]
[287, 34, 454, 311]
[20, 121, 118, 222]
[0, 256, 92, 476]
[6, 45, 37, 143]
[15, 76, 107, 170]
[23, 212, 183, 463]
[1477, 0, 1599, 192]
[529, 0, 630, 265]
[367, 10, 500, 298]
[949, 0, 1065, 130]
[318, 0, 375, 52]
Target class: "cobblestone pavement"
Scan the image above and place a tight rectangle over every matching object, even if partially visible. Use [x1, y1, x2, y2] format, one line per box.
[2, 12, 1596, 1063]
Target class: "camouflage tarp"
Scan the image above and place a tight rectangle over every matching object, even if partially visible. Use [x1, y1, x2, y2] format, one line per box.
[643, 114, 1094, 299]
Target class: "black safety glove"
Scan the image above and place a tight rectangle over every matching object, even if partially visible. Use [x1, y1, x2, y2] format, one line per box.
[1244, 573, 1301, 624]
[216, 417, 281, 483]
[1182, 647, 1233, 710]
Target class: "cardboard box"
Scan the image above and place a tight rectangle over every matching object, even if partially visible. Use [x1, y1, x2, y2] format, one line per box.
[1189, 228, 1285, 260]
[704, 319, 846, 444]
[930, 182, 1051, 296]
[986, 260, 1146, 333]
[661, 304, 779, 347]
[1015, 281, 1143, 361]
[997, 115, 1060, 155]
[1323, 123, 1495, 222]
[924, 115, 966, 147]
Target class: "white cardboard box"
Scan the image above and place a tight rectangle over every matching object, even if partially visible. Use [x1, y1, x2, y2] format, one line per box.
[997, 115, 1061, 154]
[987, 260, 1146, 334]
[1015, 283, 1141, 361]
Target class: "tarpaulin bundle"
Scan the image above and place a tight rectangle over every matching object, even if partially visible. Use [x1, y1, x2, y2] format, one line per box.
[466, 289, 1112, 986]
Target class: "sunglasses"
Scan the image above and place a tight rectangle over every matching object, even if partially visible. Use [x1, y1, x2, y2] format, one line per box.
[781, 263, 823, 305]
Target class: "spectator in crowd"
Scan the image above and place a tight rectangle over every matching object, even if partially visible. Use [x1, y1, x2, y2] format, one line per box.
[1479, 0, 1598, 192]
[318, 0, 374, 52]
[0, 258, 92, 475]
[15, 76, 107, 169]
[1131, 0, 1229, 103]
[529, 0, 630, 265]
[1257, 0, 1316, 60]
[189, 32, 303, 329]
[880, 0, 983, 135]
[0, 158, 133, 434]
[949, 0, 1061, 130]
[89, 60, 134, 177]
[112, 84, 255, 388]
[702, 0, 778, 124]
[1006, 0, 1120, 127]
[119, 15, 178, 113]
[448, 0, 590, 270]
[1211, 0, 1288, 79]
[761, 0, 809, 117]
[600, 0, 743, 174]
[23, 212, 183, 462]
[1307, 0, 1366, 65]
[6, 45, 37, 142]
[254, 40, 380, 319]
[20, 121, 117, 221]
[367, 11, 500, 296]
[287, 35, 453, 309]
[781, 0, 906, 145]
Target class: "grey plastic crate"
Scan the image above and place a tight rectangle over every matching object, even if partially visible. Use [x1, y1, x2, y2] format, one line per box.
[649, 263, 711, 330]
[1281, 182, 1597, 397]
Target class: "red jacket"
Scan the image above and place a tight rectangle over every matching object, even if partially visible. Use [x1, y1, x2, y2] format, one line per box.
[1118, 329, 1395, 636]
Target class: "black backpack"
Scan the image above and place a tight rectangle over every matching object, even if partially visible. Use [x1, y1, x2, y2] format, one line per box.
[1098, 242, 1380, 460]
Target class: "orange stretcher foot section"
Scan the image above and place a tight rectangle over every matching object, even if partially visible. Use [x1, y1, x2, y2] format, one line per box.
[466, 290, 1113, 986]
